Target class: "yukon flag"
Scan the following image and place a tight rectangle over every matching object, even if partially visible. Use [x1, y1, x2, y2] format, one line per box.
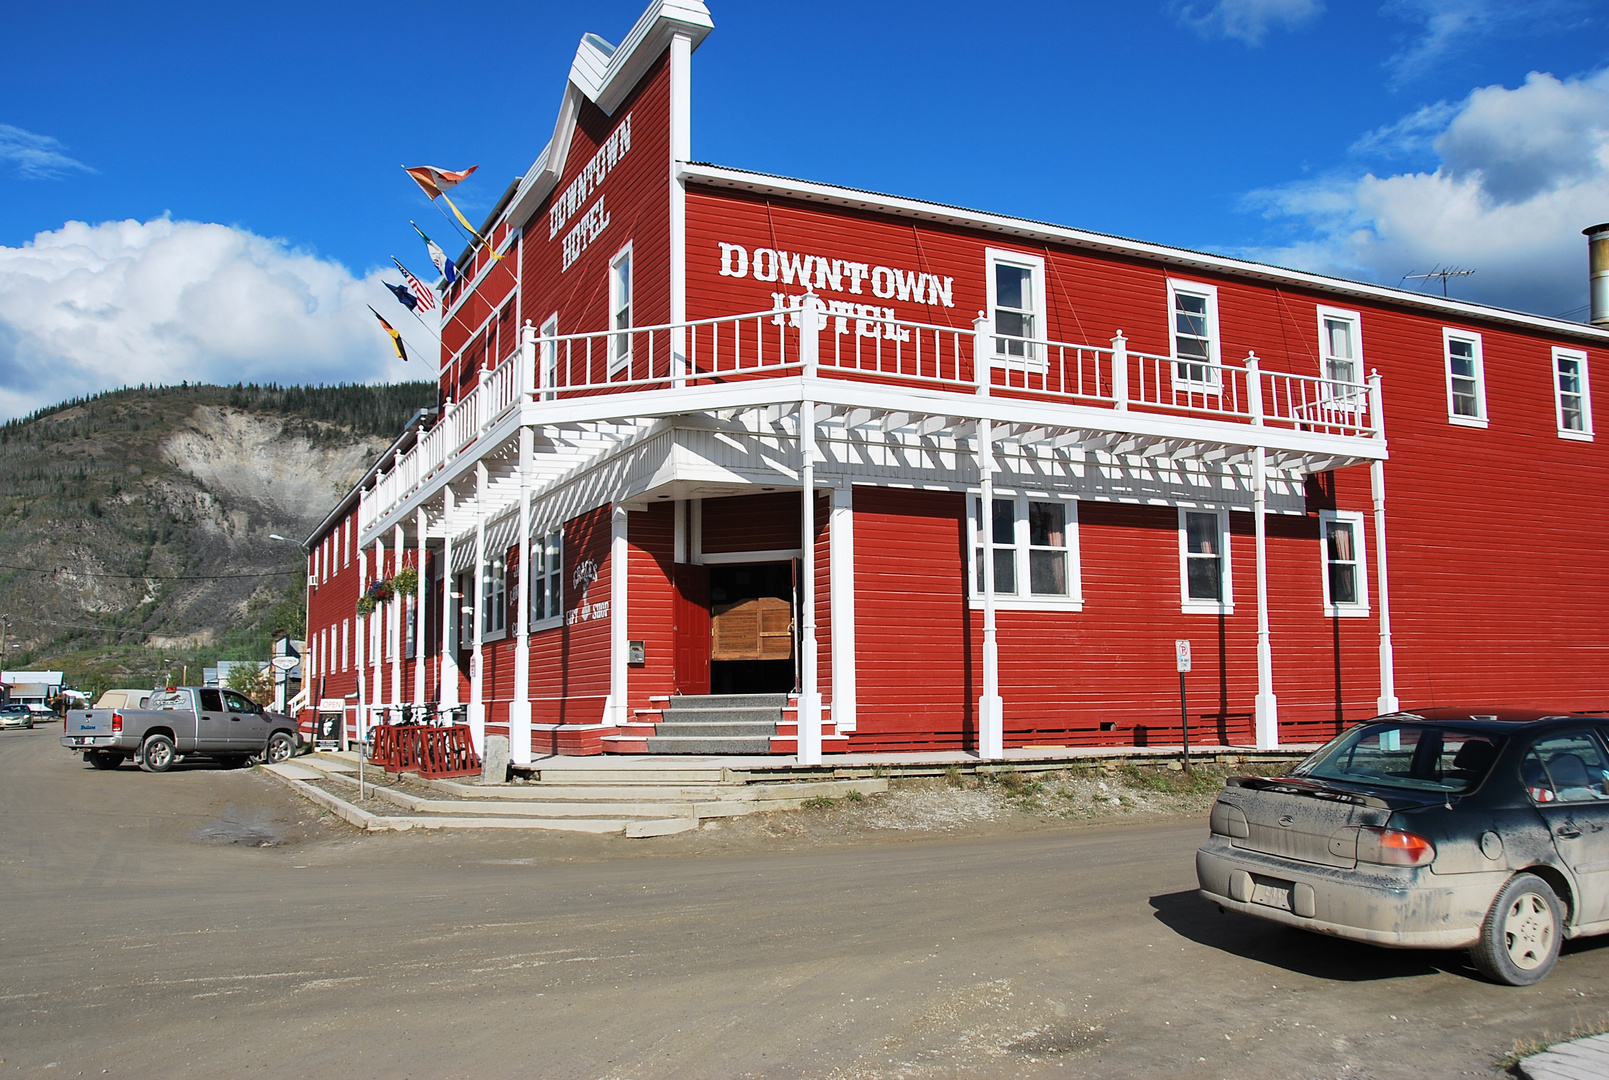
[411, 221, 458, 286]
[368, 305, 408, 361]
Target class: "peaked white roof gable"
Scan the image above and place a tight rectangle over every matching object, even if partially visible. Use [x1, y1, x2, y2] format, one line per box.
[504, 0, 712, 233]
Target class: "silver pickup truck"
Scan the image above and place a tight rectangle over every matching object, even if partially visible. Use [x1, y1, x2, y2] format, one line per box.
[61, 687, 302, 772]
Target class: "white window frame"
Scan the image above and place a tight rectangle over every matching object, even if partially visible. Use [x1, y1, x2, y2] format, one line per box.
[1318, 509, 1369, 618]
[966, 492, 1083, 611]
[529, 528, 564, 628]
[608, 243, 633, 376]
[1179, 507, 1233, 615]
[1553, 347, 1594, 441]
[985, 248, 1047, 374]
[1167, 279, 1222, 394]
[539, 313, 559, 400]
[1317, 306, 1366, 413]
[341, 618, 349, 672]
[1443, 329, 1487, 428]
[482, 553, 507, 640]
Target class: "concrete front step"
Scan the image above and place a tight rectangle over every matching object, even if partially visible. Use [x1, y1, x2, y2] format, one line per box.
[652, 720, 779, 738]
[664, 693, 789, 711]
[646, 735, 774, 754]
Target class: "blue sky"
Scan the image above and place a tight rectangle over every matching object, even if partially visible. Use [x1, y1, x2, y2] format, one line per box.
[0, 0, 1605, 419]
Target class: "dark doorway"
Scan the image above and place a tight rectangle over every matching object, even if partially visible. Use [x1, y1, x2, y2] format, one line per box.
[708, 561, 795, 694]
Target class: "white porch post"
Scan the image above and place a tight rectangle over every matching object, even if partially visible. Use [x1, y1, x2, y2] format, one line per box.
[1247, 354, 1279, 749]
[608, 505, 629, 726]
[392, 523, 404, 714]
[353, 541, 367, 751]
[797, 294, 824, 765]
[373, 533, 387, 722]
[511, 427, 533, 765]
[974, 312, 1003, 760]
[829, 484, 856, 734]
[668, 30, 690, 388]
[469, 463, 487, 751]
[414, 509, 427, 709]
[439, 487, 459, 712]
[1369, 371, 1399, 714]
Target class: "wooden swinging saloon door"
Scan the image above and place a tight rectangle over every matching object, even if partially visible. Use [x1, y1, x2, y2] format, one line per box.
[673, 563, 711, 695]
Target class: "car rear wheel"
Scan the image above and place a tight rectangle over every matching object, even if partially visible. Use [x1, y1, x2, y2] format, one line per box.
[139, 734, 176, 774]
[87, 750, 124, 770]
[1471, 872, 1562, 986]
[264, 732, 296, 765]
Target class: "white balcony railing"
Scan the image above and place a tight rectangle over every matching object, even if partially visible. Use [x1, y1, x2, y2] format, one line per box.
[359, 298, 1381, 534]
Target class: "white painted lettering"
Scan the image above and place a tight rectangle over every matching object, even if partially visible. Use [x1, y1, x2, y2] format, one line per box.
[752, 248, 778, 282]
[844, 262, 869, 295]
[777, 250, 811, 287]
[893, 268, 923, 302]
[871, 266, 895, 299]
[822, 259, 845, 292]
[561, 195, 609, 272]
[928, 274, 954, 308]
[549, 112, 633, 240]
[719, 243, 749, 278]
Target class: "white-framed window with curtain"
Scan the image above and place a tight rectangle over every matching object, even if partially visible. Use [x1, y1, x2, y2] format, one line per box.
[1553, 347, 1594, 440]
[1167, 279, 1221, 392]
[986, 248, 1047, 373]
[529, 529, 564, 626]
[1319, 509, 1369, 617]
[452, 570, 473, 652]
[1443, 329, 1487, 426]
[609, 243, 633, 376]
[967, 493, 1083, 610]
[1317, 306, 1366, 412]
[1179, 508, 1233, 614]
[341, 618, 349, 671]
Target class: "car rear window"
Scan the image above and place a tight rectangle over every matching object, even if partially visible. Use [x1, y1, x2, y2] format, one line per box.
[146, 691, 191, 711]
[1290, 723, 1504, 794]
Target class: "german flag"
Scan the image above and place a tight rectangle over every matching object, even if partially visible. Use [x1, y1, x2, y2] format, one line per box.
[368, 305, 407, 361]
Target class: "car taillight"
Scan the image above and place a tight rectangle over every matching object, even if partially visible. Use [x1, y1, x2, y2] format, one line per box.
[111, 711, 123, 733]
[1357, 826, 1436, 867]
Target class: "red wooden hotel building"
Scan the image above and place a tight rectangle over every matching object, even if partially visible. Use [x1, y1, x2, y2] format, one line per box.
[297, 0, 1609, 764]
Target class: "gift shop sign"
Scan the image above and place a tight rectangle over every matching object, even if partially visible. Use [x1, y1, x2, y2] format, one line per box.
[716, 243, 954, 340]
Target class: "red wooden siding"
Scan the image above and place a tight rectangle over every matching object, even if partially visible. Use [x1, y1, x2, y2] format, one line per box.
[627, 503, 677, 710]
[702, 492, 801, 553]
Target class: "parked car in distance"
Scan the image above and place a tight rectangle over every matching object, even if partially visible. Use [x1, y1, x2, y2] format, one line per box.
[61, 687, 303, 772]
[1198, 708, 1609, 985]
[0, 705, 34, 730]
[93, 689, 153, 710]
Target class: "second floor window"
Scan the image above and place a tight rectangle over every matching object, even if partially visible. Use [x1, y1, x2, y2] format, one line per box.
[1554, 348, 1593, 439]
[1168, 281, 1220, 390]
[1444, 330, 1486, 424]
[609, 245, 633, 375]
[986, 249, 1045, 370]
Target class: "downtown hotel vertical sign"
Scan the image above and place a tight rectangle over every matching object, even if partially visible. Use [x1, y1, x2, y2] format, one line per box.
[551, 114, 632, 272]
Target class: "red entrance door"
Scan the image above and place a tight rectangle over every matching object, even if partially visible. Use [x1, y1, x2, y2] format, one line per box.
[674, 564, 711, 695]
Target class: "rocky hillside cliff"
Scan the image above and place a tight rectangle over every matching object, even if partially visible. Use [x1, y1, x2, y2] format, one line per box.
[0, 383, 434, 693]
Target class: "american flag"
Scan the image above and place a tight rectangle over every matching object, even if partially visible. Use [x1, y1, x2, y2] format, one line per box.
[391, 257, 438, 312]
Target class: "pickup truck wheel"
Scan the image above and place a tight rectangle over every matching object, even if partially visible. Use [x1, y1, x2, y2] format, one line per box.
[1470, 872, 1562, 986]
[87, 750, 124, 770]
[139, 734, 176, 774]
[264, 732, 296, 765]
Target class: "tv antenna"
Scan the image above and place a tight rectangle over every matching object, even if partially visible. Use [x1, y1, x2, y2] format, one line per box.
[1401, 266, 1475, 296]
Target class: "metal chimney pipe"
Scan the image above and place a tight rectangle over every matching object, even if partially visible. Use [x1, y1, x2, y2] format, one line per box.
[1587, 222, 1609, 327]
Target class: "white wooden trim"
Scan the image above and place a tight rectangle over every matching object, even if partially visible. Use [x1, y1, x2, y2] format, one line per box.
[966, 490, 1084, 610]
[1166, 279, 1222, 395]
[698, 548, 802, 565]
[609, 505, 629, 725]
[608, 241, 634, 376]
[1318, 509, 1370, 618]
[680, 163, 1609, 346]
[1179, 507, 1234, 615]
[829, 485, 856, 732]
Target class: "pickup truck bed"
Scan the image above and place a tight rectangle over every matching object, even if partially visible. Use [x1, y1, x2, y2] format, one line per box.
[63, 687, 303, 772]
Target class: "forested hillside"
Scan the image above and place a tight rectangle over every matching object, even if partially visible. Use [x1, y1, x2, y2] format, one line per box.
[0, 382, 435, 699]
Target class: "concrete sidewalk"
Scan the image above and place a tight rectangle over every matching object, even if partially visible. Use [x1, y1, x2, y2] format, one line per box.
[1517, 1031, 1609, 1079]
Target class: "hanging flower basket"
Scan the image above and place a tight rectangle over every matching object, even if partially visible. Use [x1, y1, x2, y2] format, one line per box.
[355, 595, 377, 617]
[392, 567, 419, 596]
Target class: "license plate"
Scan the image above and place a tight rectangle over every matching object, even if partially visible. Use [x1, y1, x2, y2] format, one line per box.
[1251, 881, 1293, 911]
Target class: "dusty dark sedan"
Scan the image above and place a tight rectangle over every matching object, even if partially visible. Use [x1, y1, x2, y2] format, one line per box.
[1197, 708, 1609, 985]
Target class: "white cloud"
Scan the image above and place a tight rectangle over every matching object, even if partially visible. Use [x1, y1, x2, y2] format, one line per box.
[1241, 69, 1609, 319]
[1175, 0, 1324, 45]
[0, 217, 427, 420]
[0, 124, 94, 180]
